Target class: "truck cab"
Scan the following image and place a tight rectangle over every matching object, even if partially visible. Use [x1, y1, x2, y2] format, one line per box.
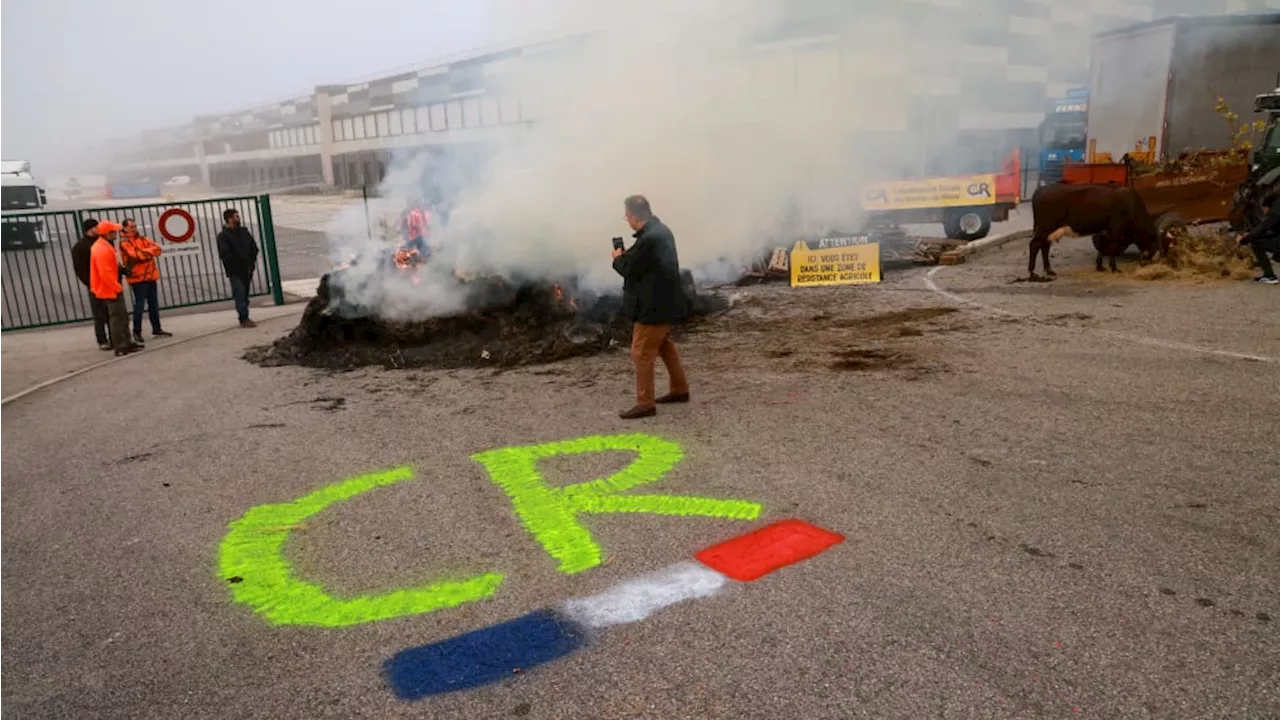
[1038, 90, 1088, 186]
[1253, 87, 1280, 180]
[1, 160, 50, 251]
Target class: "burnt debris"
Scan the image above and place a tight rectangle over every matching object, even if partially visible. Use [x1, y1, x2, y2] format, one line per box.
[244, 269, 728, 370]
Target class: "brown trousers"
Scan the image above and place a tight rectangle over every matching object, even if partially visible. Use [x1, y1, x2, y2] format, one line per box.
[630, 322, 689, 409]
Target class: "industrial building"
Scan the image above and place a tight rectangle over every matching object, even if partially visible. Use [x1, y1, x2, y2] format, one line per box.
[107, 0, 1280, 193]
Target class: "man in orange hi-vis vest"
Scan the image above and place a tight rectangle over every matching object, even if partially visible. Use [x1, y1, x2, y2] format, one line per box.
[119, 218, 173, 344]
[89, 221, 141, 356]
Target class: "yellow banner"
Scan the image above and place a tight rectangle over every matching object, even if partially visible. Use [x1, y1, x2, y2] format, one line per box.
[859, 173, 997, 211]
[789, 241, 881, 288]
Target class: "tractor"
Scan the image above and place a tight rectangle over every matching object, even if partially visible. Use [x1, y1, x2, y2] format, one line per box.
[1234, 85, 1280, 230]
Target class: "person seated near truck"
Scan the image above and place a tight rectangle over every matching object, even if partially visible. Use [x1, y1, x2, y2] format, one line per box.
[1238, 194, 1280, 285]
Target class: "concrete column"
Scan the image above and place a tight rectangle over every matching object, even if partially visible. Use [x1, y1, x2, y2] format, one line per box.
[315, 86, 337, 186]
[194, 137, 210, 185]
[192, 118, 215, 186]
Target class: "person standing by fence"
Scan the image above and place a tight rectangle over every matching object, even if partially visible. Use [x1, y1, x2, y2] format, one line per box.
[89, 221, 140, 356]
[71, 217, 112, 350]
[217, 208, 259, 328]
[120, 218, 173, 343]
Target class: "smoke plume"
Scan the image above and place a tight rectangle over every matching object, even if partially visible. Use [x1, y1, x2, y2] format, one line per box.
[329, 0, 959, 318]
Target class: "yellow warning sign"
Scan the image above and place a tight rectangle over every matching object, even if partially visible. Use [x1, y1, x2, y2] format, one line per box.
[789, 241, 881, 288]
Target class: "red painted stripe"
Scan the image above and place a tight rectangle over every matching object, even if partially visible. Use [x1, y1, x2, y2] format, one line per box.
[695, 519, 844, 582]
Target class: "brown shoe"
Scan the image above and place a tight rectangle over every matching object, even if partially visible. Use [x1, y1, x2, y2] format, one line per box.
[618, 405, 657, 419]
[656, 392, 690, 404]
[239, 320, 257, 328]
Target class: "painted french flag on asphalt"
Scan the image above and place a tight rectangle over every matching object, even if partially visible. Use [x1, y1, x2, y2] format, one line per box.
[386, 519, 845, 699]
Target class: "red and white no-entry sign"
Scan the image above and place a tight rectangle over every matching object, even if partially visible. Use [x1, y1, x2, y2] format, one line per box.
[157, 208, 196, 243]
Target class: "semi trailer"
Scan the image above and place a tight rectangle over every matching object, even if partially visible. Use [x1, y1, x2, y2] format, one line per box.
[1, 160, 50, 251]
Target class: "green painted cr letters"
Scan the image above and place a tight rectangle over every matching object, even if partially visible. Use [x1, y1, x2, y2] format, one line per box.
[218, 466, 504, 627]
[472, 433, 762, 574]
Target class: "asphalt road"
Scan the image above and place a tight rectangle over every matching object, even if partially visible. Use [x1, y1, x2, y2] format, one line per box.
[2, 244, 1276, 719]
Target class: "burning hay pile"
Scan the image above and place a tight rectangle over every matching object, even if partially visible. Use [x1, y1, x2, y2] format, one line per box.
[1133, 225, 1257, 282]
[245, 268, 729, 370]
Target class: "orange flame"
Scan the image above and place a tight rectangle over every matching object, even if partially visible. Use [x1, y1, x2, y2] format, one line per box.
[394, 247, 423, 270]
[552, 284, 580, 312]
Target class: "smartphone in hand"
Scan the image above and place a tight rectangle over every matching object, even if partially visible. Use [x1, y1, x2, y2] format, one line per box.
[612, 237, 625, 251]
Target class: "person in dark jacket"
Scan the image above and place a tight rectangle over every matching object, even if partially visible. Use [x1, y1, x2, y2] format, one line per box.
[216, 208, 260, 327]
[1238, 194, 1280, 284]
[71, 217, 112, 349]
[611, 195, 689, 419]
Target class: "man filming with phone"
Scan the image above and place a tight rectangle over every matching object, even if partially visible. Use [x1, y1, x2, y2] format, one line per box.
[611, 195, 690, 419]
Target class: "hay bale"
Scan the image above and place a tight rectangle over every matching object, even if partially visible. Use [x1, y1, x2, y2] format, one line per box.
[1135, 226, 1256, 282]
[1132, 263, 1173, 281]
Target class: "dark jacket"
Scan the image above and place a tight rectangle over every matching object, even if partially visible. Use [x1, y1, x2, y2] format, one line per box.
[1241, 205, 1280, 249]
[611, 216, 688, 325]
[72, 232, 97, 287]
[217, 225, 259, 279]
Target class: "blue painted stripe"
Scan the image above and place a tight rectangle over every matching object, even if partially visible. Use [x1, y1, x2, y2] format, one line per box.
[385, 609, 586, 699]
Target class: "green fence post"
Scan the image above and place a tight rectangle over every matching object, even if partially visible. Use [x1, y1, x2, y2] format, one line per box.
[258, 194, 285, 306]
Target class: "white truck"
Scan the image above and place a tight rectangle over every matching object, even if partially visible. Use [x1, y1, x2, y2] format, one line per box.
[1085, 13, 1280, 163]
[1, 160, 50, 250]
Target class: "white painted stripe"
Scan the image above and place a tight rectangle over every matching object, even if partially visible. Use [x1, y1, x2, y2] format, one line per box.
[560, 562, 727, 629]
[923, 267, 1278, 364]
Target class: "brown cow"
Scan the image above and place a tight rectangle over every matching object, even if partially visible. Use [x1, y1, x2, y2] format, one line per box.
[1028, 184, 1160, 279]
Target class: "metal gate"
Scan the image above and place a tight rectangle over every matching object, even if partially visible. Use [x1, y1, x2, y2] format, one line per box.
[1, 194, 284, 331]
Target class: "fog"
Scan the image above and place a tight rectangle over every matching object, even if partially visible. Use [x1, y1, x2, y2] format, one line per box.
[0, 0, 489, 173]
[333, 0, 982, 318]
